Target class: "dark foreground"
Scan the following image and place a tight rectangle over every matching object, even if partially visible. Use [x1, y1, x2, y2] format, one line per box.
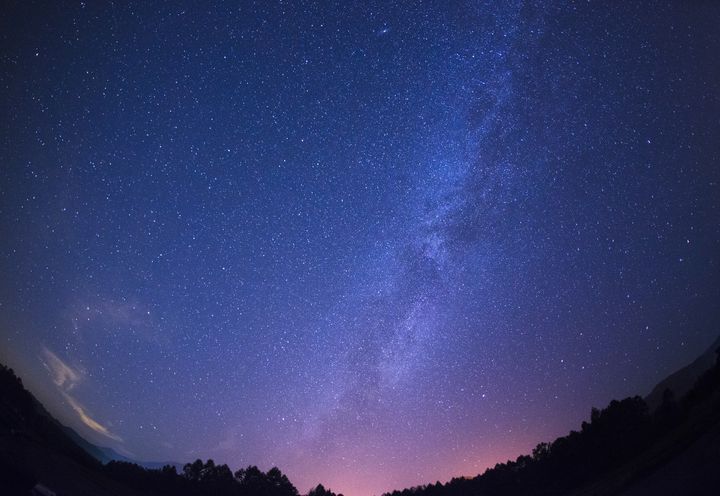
[2, 338, 720, 496]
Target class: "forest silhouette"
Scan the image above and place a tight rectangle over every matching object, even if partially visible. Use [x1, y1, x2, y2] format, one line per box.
[1, 344, 719, 496]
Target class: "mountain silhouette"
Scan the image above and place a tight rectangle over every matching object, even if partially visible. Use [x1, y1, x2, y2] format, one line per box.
[60, 425, 182, 471]
[382, 334, 720, 496]
[0, 362, 313, 496]
[2, 335, 719, 496]
[0, 363, 136, 495]
[645, 335, 720, 411]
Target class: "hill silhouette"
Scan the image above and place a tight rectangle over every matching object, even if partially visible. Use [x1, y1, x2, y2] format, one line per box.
[1, 337, 719, 496]
[645, 335, 720, 411]
[382, 338, 720, 496]
[0, 363, 345, 496]
[59, 424, 183, 471]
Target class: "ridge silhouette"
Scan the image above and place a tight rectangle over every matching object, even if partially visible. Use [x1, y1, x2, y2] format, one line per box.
[1, 340, 719, 496]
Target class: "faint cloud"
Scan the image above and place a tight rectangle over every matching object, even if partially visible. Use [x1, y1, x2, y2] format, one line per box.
[40, 346, 122, 443]
[42, 348, 82, 390]
[62, 392, 123, 442]
[113, 445, 137, 459]
[67, 296, 167, 347]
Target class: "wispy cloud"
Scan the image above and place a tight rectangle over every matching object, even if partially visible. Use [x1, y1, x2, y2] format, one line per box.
[67, 296, 168, 348]
[42, 348, 82, 390]
[41, 346, 122, 442]
[62, 392, 123, 441]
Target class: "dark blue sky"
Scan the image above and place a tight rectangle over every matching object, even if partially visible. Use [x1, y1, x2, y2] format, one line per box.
[1, 2, 719, 495]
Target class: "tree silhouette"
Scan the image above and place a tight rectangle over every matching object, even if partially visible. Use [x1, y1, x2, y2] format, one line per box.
[2, 355, 720, 496]
[183, 458, 204, 481]
[308, 483, 339, 496]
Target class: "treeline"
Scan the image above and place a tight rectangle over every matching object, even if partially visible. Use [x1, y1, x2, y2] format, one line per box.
[0, 362, 343, 496]
[0, 363, 105, 487]
[3, 345, 720, 496]
[383, 347, 720, 496]
[104, 459, 343, 496]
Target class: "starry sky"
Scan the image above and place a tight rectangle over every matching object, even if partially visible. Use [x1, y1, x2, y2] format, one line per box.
[1, 1, 720, 495]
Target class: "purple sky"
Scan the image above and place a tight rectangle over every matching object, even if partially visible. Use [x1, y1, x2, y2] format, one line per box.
[1, 2, 719, 495]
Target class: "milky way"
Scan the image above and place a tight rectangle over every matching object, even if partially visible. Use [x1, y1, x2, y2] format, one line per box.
[1, 2, 719, 495]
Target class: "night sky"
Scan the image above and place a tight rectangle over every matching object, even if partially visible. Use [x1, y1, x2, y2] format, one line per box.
[1, 2, 720, 495]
